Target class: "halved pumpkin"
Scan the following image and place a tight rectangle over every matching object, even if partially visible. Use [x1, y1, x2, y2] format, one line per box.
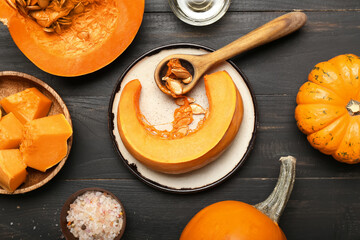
[117, 71, 244, 174]
[0, 0, 144, 76]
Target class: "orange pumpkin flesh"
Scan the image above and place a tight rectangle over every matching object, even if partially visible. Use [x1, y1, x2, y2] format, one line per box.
[0, 0, 144, 76]
[1, 88, 52, 124]
[20, 114, 73, 172]
[180, 201, 286, 240]
[0, 149, 27, 192]
[117, 71, 244, 174]
[0, 112, 23, 150]
[295, 54, 360, 164]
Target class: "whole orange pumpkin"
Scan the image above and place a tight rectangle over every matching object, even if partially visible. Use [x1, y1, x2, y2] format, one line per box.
[180, 156, 296, 240]
[180, 201, 286, 240]
[295, 54, 360, 164]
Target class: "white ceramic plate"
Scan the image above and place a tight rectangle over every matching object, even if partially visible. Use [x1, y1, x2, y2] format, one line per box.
[109, 44, 257, 193]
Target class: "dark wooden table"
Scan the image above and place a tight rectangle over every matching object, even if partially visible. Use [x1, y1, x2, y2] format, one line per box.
[1, 1, 360, 239]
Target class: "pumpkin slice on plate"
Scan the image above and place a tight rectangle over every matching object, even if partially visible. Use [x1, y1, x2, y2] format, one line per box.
[117, 70, 244, 174]
[0, 0, 144, 76]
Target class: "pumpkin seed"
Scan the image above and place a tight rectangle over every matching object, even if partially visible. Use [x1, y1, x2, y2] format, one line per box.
[30, 0, 38, 5]
[38, 0, 50, 8]
[171, 68, 192, 79]
[182, 76, 192, 84]
[175, 125, 189, 136]
[26, 5, 41, 10]
[43, 27, 54, 32]
[5, 0, 17, 10]
[72, 2, 84, 14]
[174, 117, 192, 129]
[59, 0, 66, 7]
[17, 5, 28, 15]
[166, 78, 183, 95]
[54, 21, 62, 34]
[190, 103, 206, 115]
[175, 97, 195, 106]
[15, 0, 26, 7]
[58, 17, 72, 25]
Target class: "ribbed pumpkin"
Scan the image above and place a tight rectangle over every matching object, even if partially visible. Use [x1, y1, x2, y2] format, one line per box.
[295, 54, 360, 164]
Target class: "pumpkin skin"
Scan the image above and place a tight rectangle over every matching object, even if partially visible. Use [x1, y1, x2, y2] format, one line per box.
[295, 54, 360, 164]
[117, 71, 243, 174]
[0, 0, 144, 76]
[180, 201, 286, 240]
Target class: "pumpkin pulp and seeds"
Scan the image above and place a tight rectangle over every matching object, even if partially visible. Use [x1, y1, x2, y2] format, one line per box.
[4, 0, 119, 57]
[162, 59, 193, 96]
[139, 96, 208, 140]
[144, 58, 207, 139]
[5, 0, 92, 34]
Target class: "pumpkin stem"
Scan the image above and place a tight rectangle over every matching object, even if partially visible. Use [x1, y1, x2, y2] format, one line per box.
[254, 156, 296, 223]
[346, 99, 360, 116]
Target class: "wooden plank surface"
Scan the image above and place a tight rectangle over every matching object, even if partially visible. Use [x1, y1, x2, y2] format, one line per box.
[145, 0, 360, 12]
[0, 1, 360, 240]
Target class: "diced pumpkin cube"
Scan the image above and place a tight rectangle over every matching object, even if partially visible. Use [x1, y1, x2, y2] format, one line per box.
[20, 114, 72, 172]
[0, 88, 52, 124]
[0, 149, 27, 192]
[0, 112, 23, 150]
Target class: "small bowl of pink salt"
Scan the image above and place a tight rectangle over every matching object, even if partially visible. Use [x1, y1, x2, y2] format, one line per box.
[60, 188, 126, 240]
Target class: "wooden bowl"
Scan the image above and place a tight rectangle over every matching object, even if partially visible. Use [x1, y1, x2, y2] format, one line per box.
[0, 71, 73, 194]
[60, 188, 126, 240]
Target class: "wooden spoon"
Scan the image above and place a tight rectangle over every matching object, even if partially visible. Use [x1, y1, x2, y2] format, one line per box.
[154, 12, 307, 96]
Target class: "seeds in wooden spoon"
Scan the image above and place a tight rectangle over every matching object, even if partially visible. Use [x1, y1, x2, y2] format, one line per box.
[162, 58, 193, 95]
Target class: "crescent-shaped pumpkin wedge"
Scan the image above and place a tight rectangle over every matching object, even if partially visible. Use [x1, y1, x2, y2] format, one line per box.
[117, 71, 244, 174]
[295, 54, 360, 164]
[0, 0, 144, 76]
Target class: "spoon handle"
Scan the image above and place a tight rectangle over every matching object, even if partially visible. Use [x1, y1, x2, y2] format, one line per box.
[205, 12, 307, 65]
